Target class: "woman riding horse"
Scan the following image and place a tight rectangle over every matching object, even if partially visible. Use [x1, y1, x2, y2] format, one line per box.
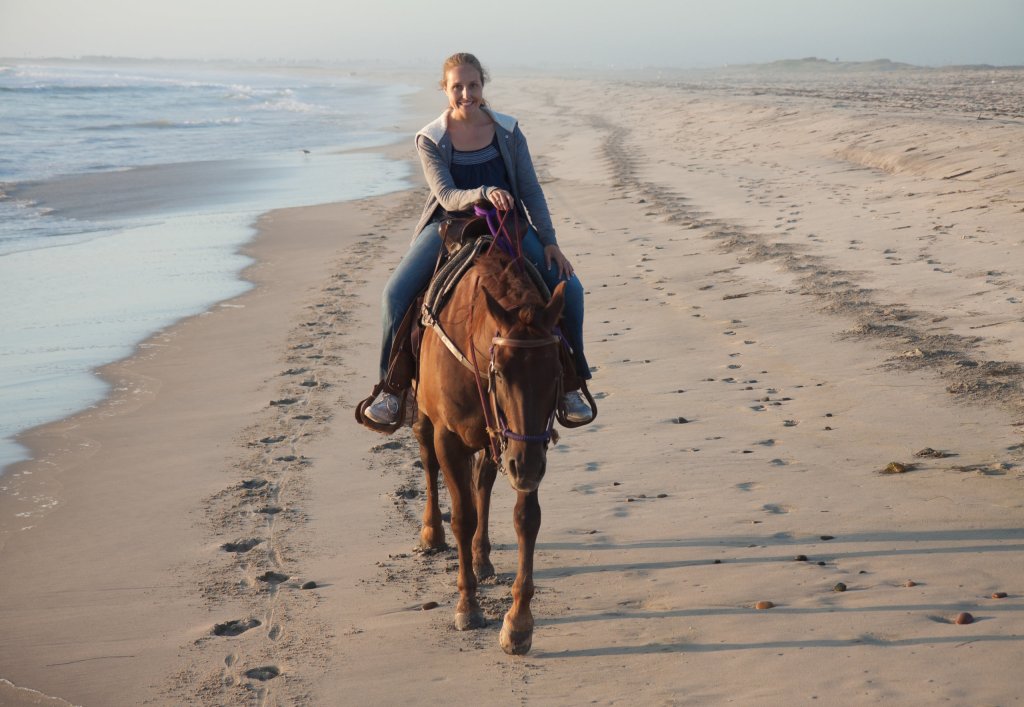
[364, 52, 593, 426]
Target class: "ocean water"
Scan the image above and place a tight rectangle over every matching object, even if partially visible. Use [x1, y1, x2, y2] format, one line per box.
[0, 59, 417, 474]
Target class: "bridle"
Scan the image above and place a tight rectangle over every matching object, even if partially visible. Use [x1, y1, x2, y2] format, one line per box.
[469, 328, 562, 464]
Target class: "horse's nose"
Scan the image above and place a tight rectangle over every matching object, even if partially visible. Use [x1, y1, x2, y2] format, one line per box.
[505, 453, 545, 493]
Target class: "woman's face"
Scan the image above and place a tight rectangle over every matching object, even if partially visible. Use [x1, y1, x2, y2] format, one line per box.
[444, 64, 484, 119]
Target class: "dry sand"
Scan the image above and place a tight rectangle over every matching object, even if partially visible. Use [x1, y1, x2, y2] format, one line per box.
[2, 66, 1023, 705]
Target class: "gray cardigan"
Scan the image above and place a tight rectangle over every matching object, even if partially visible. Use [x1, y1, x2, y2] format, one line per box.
[412, 107, 558, 247]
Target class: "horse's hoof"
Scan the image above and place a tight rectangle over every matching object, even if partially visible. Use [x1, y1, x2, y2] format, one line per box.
[474, 560, 495, 582]
[454, 610, 486, 631]
[499, 616, 533, 655]
[420, 527, 446, 551]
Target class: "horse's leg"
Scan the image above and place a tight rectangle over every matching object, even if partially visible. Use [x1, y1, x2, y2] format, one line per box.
[471, 454, 498, 581]
[500, 490, 540, 655]
[413, 415, 445, 550]
[436, 431, 485, 630]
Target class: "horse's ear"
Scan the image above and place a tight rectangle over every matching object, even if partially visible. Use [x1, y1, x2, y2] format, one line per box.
[482, 286, 519, 331]
[540, 282, 567, 331]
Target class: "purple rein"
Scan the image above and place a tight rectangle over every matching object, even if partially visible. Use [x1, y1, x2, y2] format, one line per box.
[474, 203, 523, 262]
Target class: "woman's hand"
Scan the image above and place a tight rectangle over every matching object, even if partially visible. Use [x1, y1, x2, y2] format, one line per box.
[487, 187, 515, 212]
[544, 245, 575, 280]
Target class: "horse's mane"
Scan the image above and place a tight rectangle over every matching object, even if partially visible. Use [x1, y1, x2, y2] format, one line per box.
[473, 248, 546, 327]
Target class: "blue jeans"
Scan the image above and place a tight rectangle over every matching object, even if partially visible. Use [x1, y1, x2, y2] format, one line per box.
[379, 222, 591, 381]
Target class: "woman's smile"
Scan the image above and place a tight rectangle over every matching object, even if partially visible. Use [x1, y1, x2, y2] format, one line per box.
[445, 64, 484, 120]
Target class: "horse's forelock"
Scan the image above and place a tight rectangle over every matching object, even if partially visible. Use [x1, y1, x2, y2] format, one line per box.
[517, 305, 540, 327]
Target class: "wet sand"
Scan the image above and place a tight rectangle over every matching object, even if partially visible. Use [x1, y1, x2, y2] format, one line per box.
[1, 66, 1023, 705]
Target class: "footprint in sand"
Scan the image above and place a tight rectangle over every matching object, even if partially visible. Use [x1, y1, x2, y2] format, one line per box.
[257, 571, 290, 584]
[213, 618, 262, 636]
[762, 503, 792, 514]
[770, 459, 789, 466]
[736, 482, 759, 492]
[750, 404, 766, 412]
[244, 666, 281, 681]
[240, 479, 268, 490]
[221, 538, 263, 553]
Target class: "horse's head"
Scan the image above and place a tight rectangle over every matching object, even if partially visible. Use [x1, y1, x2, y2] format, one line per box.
[482, 282, 566, 493]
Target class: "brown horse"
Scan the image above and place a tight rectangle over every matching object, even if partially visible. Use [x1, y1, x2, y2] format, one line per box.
[414, 245, 566, 655]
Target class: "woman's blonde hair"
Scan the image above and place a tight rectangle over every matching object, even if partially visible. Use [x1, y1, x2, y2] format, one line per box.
[439, 52, 490, 89]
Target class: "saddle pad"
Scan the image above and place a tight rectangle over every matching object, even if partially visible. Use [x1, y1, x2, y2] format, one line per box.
[421, 239, 552, 329]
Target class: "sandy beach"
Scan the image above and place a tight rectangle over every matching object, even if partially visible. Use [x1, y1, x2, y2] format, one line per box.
[2, 65, 1023, 705]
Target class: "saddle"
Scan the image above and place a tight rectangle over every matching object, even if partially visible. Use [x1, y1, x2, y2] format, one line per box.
[356, 210, 588, 434]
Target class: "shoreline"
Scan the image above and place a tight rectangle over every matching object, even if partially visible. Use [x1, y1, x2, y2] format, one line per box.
[0, 185, 427, 705]
[2, 69, 1023, 705]
[0, 64, 431, 477]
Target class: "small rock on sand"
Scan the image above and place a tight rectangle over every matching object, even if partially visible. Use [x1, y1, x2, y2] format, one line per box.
[301, 581, 317, 590]
[914, 447, 951, 458]
[954, 612, 974, 625]
[904, 580, 918, 587]
[421, 601, 440, 610]
[833, 582, 847, 592]
[755, 600, 774, 610]
[882, 461, 912, 474]
[991, 592, 1008, 599]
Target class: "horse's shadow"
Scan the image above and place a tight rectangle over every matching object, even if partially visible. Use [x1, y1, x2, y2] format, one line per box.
[536, 527, 1024, 578]
[536, 633, 1023, 658]
[526, 527, 1024, 656]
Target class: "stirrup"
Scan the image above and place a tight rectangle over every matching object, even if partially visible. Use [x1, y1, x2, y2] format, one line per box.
[556, 380, 598, 428]
[356, 383, 408, 434]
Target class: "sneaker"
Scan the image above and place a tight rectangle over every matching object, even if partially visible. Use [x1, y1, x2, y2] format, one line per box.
[365, 391, 401, 425]
[562, 390, 593, 424]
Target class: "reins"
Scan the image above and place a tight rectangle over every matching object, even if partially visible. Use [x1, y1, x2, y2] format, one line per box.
[475, 203, 523, 264]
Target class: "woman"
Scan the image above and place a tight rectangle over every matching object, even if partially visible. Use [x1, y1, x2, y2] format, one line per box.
[365, 52, 592, 425]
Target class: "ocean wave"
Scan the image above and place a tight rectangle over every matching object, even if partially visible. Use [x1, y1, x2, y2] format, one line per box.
[249, 97, 327, 114]
[224, 84, 296, 101]
[82, 117, 243, 131]
[5, 66, 239, 93]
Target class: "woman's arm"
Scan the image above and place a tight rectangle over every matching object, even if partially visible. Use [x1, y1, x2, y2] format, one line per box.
[416, 134, 490, 212]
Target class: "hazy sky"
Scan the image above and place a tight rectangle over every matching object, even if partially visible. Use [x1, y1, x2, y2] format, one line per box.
[1, 0, 1021, 68]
